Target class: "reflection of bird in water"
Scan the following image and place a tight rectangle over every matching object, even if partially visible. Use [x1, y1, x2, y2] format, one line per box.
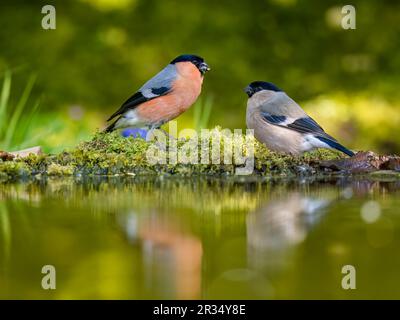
[119, 211, 202, 299]
[247, 193, 330, 270]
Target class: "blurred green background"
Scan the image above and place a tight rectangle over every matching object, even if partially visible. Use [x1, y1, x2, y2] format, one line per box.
[0, 0, 399, 153]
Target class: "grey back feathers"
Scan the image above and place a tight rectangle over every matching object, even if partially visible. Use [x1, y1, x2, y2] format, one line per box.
[253, 91, 307, 119]
[139, 64, 177, 98]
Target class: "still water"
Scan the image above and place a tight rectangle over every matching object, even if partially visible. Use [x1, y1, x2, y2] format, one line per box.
[0, 176, 400, 299]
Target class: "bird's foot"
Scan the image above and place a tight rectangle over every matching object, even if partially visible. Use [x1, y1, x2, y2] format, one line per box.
[145, 128, 177, 152]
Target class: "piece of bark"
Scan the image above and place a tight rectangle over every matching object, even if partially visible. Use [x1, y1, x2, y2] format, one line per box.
[381, 158, 400, 171]
[10, 146, 43, 158]
[0, 151, 15, 161]
[319, 151, 400, 174]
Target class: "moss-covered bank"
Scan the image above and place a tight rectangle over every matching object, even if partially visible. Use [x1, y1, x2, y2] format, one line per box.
[1, 127, 398, 181]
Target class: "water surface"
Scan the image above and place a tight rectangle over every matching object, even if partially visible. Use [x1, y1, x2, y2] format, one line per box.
[1, 176, 400, 299]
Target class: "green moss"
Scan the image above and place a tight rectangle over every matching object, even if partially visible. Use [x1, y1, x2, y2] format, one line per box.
[0, 127, 354, 180]
[0, 170, 8, 182]
[47, 163, 74, 176]
[0, 160, 31, 177]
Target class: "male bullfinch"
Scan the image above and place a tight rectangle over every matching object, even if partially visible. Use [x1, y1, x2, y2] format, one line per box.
[245, 81, 355, 157]
[105, 54, 210, 133]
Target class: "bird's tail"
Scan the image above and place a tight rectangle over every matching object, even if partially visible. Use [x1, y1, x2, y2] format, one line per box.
[103, 119, 118, 133]
[317, 136, 355, 157]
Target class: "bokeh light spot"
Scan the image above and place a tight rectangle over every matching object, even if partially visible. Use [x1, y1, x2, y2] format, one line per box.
[361, 200, 381, 224]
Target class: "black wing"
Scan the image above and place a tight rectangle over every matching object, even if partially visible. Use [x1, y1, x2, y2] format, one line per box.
[287, 117, 337, 141]
[107, 92, 148, 122]
[106, 86, 172, 122]
[287, 117, 324, 135]
[260, 112, 287, 124]
[261, 113, 337, 141]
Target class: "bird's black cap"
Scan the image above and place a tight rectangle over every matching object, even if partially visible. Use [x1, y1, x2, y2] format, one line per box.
[171, 54, 210, 75]
[171, 54, 204, 65]
[245, 81, 282, 97]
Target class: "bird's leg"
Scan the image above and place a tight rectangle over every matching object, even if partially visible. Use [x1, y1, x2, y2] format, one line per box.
[145, 125, 157, 142]
[154, 125, 183, 152]
[158, 126, 189, 144]
[155, 126, 177, 142]
[145, 125, 170, 151]
[158, 127, 181, 152]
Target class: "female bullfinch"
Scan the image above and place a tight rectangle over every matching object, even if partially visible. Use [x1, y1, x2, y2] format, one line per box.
[105, 54, 210, 132]
[245, 81, 355, 157]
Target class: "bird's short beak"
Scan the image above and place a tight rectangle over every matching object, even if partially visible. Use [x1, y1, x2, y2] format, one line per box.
[199, 62, 210, 74]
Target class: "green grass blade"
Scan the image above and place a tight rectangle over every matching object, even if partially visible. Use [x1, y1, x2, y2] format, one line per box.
[200, 96, 213, 129]
[0, 203, 11, 266]
[0, 70, 12, 139]
[4, 74, 36, 150]
[193, 97, 202, 131]
[12, 98, 41, 149]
